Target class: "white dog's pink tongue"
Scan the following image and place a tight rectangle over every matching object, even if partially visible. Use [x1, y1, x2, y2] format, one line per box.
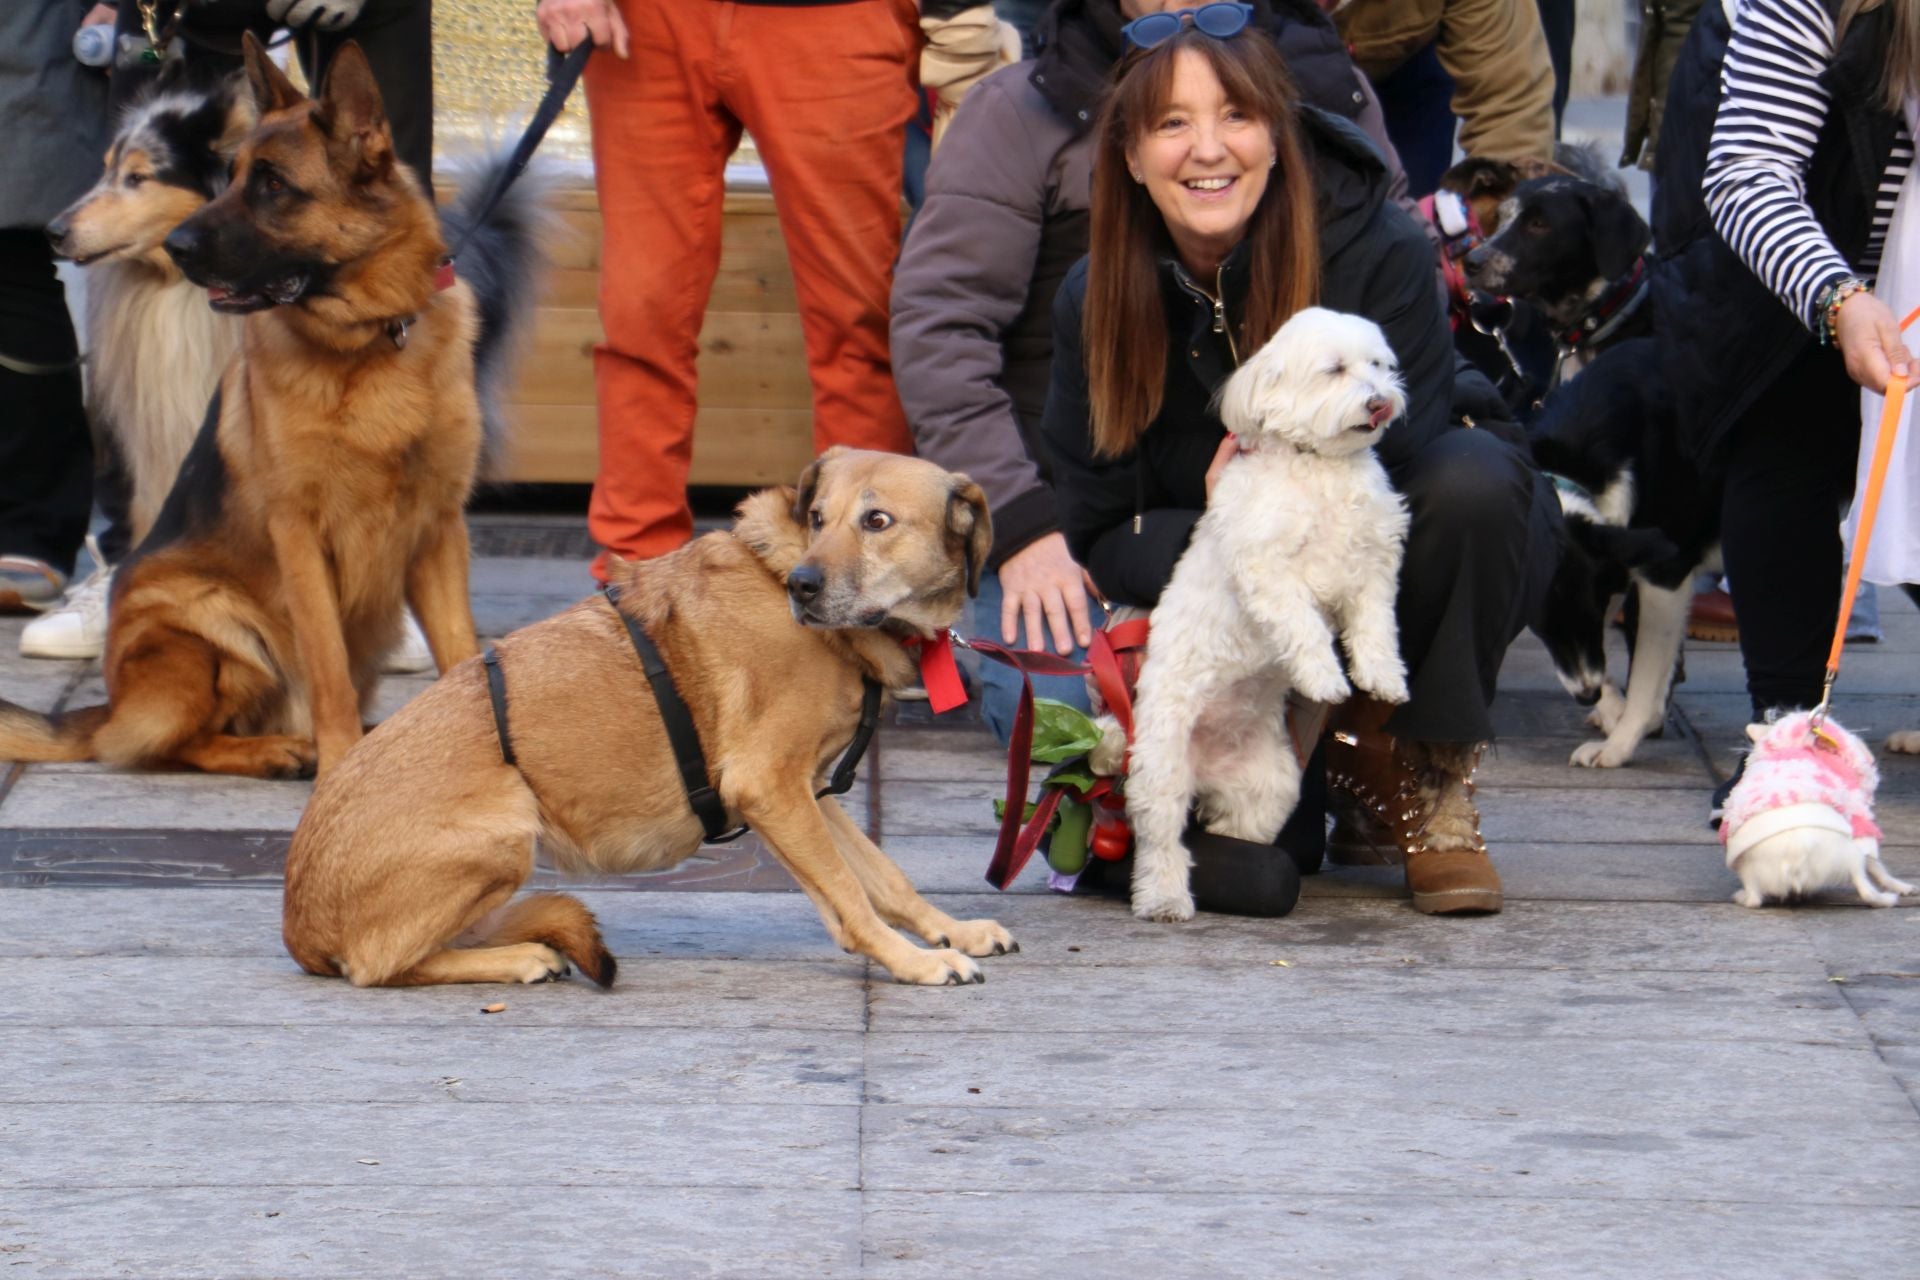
[1368, 402, 1393, 428]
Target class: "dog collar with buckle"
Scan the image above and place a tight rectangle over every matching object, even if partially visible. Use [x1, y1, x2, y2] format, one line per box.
[1556, 256, 1649, 354]
[383, 261, 459, 351]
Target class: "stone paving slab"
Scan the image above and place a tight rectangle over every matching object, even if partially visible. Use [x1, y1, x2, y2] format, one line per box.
[0, 767, 312, 830]
[1, 1025, 866, 1106]
[0, 1186, 863, 1279]
[0, 956, 867, 1032]
[858, 1191, 1920, 1280]
[0, 1100, 858, 1191]
[856, 1068, 1920, 1203]
[0, 888, 1839, 973]
[863, 962, 1852, 1043]
[1785, 904, 1920, 976]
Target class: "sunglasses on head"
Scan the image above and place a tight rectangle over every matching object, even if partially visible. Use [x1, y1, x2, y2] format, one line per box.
[1120, 2, 1256, 50]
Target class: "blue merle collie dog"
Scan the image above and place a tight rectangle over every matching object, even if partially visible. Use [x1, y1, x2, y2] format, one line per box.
[45, 72, 253, 544]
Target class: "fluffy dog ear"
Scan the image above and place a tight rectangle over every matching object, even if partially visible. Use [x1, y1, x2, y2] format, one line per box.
[314, 42, 393, 182]
[946, 477, 992, 598]
[242, 31, 304, 116]
[1214, 346, 1285, 438]
[792, 454, 828, 528]
[1585, 188, 1651, 282]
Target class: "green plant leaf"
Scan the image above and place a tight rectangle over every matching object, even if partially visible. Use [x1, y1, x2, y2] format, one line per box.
[1030, 698, 1103, 764]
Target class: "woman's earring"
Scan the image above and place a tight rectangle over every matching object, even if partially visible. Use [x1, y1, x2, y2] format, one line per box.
[1130, 169, 1144, 183]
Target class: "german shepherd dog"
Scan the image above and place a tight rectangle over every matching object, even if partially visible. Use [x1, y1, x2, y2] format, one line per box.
[46, 72, 253, 545]
[0, 35, 538, 779]
[284, 449, 1016, 989]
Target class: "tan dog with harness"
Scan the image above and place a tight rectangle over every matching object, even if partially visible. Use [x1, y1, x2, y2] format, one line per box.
[282, 448, 1018, 988]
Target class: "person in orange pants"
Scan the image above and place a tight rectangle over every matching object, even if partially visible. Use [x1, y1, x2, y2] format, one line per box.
[536, 0, 920, 577]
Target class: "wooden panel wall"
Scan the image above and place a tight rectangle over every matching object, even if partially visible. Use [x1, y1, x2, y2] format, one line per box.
[489, 182, 817, 487]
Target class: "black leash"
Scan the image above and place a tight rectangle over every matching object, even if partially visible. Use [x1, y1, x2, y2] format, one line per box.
[441, 42, 593, 270]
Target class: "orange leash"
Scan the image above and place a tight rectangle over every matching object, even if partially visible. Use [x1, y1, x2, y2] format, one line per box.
[1813, 304, 1920, 726]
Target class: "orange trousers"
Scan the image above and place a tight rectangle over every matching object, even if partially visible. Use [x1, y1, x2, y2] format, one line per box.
[583, 0, 919, 575]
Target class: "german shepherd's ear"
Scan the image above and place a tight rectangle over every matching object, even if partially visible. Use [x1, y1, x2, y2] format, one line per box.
[242, 31, 304, 117]
[313, 42, 393, 183]
[216, 74, 261, 160]
[946, 476, 992, 598]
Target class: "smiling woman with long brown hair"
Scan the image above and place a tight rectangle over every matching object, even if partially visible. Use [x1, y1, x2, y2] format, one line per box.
[1041, 22, 1563, 918]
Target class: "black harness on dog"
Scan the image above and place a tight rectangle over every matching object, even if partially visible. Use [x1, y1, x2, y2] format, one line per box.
[481, 586, 885, 845]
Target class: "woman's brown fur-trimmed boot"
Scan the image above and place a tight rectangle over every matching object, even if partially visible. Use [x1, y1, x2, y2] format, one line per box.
[1324, 699, 1503, 915]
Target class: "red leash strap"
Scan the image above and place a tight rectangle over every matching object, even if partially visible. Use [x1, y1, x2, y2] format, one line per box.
[966, 636, 1087, 889]
[968, 624, 1149, 889]
[1087, 618, 1148, 740]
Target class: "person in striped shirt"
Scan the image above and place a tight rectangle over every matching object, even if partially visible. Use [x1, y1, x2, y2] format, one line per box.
[1651, 0, 1914, 776]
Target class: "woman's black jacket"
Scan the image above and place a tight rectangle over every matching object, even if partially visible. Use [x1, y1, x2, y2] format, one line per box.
[1649, 0, 1904, 467]
[1039, 107, 1473, 607]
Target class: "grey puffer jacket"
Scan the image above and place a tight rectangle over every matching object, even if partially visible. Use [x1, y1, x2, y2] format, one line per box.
[0, 0, 110, 229]
[891, 0, 1404, 570]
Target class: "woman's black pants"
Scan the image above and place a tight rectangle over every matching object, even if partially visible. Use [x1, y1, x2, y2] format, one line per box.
[1386, 425, 1564, 744]
[0, 230, 92, 577]
[1719, 342, 1860, 718]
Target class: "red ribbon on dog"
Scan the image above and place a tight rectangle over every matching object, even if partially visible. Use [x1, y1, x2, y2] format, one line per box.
[907, 630, 968, 714]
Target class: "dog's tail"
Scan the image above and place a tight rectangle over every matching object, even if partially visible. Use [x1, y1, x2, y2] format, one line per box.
[437, 152, 552, 479]
[470, 892, 617, 988]
[0, 700, 106, 764]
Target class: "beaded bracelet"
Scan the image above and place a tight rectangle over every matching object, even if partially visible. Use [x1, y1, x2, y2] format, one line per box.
[1817, 276, 1873, 346]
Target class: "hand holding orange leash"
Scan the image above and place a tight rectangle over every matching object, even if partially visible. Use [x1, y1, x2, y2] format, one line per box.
[1813, 304, 1920, 729]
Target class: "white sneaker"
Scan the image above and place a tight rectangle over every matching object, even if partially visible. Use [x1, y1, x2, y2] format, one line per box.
[19, 537, 111, 659]
[382, 609, 436, 674]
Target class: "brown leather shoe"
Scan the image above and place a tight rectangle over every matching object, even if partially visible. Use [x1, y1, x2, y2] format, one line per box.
[1324, 701, 1502, 914]
[1687, 587, 1738, 644]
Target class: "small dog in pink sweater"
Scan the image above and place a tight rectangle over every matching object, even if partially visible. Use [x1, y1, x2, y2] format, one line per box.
[1721, 711, 1914, 908]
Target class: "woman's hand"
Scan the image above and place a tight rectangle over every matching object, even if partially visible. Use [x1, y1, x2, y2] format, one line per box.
[998, 532, 1094, 656]
[1835, 289, 1913, 395]
[536, 0, 630, 58]
[1203, 432, 1241, 503]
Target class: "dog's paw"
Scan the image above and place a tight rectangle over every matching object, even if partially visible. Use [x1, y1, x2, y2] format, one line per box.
[1353, 665, 1409, 705]
[257, 735, 319, 780]
[1088, 717, 1129, 777]
[890, 947, 986, 986]
[1732, 886, 1768, 909]
[1570, 738, 1632, 769]
[511, 943, 572, 983]
[1887, 730, 1920, 755]
[1586, 686, 1626, 734]
[936, 918, 1019, 958]
[1861, 888, 1902, 908]
[1295, 668, 1352, 706]
[1131, 890, 1196, 923]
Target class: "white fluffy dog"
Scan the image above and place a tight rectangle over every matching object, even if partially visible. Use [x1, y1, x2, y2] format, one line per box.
[1126, 308, 1412, 923]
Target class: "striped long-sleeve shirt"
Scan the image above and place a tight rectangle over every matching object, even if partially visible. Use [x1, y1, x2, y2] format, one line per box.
[1703, 0, 1913, 330]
